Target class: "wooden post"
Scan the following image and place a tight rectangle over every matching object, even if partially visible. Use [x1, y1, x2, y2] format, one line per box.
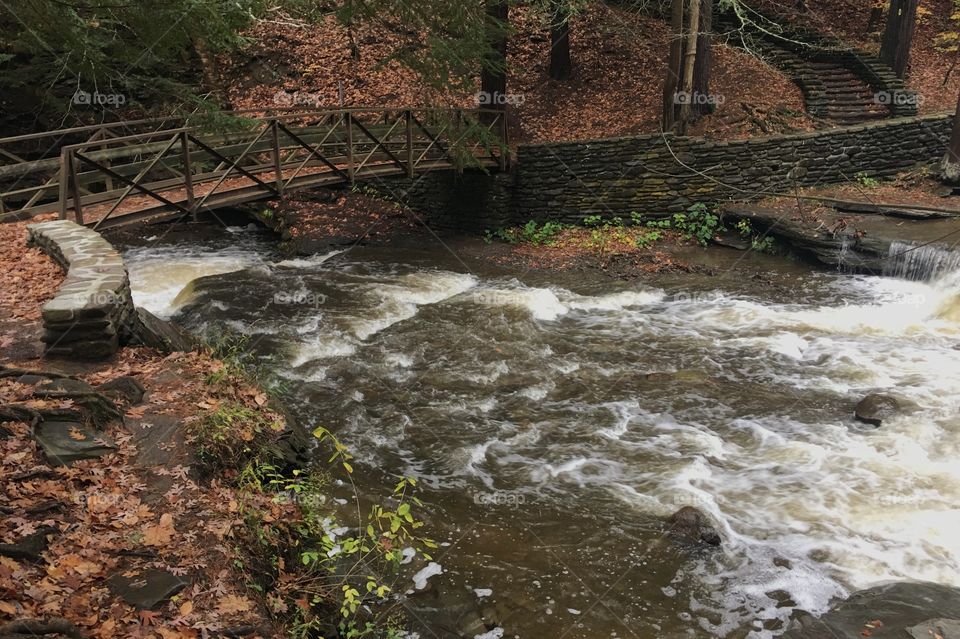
[271, 119, 284, 196]
[345, 112, 355, 183]
[405, 110, 415, 178]
[181, 132, 197, 222]
[58, 151, 68, 220]
[68, 152, 84, 225]
[455, 109, 464, 173]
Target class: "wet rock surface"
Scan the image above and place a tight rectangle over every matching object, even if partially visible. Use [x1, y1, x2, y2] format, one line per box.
[855, 393, 901, 426]
[666, 506, 722, 547]
[785, 582, 960, 639]
[132, 307, 197, 353]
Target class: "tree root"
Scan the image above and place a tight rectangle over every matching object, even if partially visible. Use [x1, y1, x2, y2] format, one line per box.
[0, 617, 83, 638]
[0, 367, 76, 381]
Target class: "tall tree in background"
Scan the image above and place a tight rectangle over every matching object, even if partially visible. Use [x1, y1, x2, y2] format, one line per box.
[549, 0, 573, 80]
[662, 0, 685, 131]
[663, 0, 713, 133]
[942, 88, 960, 183]
[481, 0, 510, 115]
[692, 0, 713, 118]
[879, 0, 918, 78]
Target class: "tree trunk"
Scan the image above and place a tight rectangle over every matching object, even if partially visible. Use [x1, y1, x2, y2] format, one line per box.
[879, 0, 918, 78]
[662, 0, 685, 132]
[692, 0, 713, 118]
[867, 1, 884, 33]
[942, 88, 960, 184]
[481, 0, 510, 119]
[549, 1, 572, 81]
[677, 0, 701, 135]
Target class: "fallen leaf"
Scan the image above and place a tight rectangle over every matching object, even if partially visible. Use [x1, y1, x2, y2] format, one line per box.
[143, 513, 175, 546]
[217, 594, 253, 614]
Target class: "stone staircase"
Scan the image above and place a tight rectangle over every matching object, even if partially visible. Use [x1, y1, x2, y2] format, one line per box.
[718, 14, 918, 126]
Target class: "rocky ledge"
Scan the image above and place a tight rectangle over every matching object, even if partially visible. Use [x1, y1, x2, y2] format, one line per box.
[27, 220, 138, 359]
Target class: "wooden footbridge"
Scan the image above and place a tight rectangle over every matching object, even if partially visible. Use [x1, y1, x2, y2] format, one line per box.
[0, 108, 508, 230]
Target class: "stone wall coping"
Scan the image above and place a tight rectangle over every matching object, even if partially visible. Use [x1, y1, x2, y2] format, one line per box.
[517, 112, 955, 152]
[26, 219, 136, 359]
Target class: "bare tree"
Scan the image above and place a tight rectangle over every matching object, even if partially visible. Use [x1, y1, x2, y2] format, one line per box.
[879, 0, 918, 78]
[942, 88, 960, 183]
[662, 0, 685, 131]
[549, 0, 572, 81]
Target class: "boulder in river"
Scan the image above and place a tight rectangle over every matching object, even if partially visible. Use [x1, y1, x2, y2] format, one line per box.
[666, 506, 722, 547]
[855, 393, 901, 426]
[784, 581, 960, 638]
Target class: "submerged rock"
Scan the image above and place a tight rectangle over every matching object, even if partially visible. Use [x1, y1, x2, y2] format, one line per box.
[666, 506, 721, 547]
[855, 393, 901, 426]
[785, 582, 960, 638]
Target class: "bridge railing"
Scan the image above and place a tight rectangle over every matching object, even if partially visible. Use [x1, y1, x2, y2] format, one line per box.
[1, 107, 508, 226]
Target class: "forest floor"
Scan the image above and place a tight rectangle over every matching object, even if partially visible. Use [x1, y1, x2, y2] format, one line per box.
[0, 218, 294, 638]
[217, 0, 960, 145]
[219, 1, 813, 143]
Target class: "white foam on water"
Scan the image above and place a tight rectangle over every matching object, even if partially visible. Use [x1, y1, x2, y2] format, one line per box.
[274, 249, 345, 269]
[472, 285, 568, 321]
[125, 246, 262, 317]
[289, 332, 357, 366]
[566, 289, 665, 311]
[351, 271, 477, 339]
[412, 562, 443, 590]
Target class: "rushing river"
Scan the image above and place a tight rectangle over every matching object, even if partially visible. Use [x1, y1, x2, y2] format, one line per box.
[123, 229, 960, 638]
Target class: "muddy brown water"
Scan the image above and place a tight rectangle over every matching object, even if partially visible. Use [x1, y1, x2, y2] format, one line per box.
[122, 228, 960, 638]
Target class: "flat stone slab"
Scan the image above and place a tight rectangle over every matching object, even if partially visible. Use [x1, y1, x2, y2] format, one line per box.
[785, 582, 960, 639]
[33, 421, 116, 466]
[108, 568, 189, 609]
[908, 619, 960, 639]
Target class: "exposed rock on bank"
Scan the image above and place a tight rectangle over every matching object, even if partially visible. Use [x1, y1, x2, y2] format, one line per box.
[785, 581, 960, 638]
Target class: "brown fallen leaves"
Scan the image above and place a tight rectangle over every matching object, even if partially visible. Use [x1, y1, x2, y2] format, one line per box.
[0, 234, 290, 636]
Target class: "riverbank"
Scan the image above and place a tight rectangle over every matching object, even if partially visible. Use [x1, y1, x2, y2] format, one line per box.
[0, 217, 293, 637]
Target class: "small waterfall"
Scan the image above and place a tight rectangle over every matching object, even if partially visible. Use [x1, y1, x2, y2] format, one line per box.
[884, 240, 960, 281]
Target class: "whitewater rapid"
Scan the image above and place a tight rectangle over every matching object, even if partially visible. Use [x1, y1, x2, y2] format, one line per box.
[123, 238, 960, 638]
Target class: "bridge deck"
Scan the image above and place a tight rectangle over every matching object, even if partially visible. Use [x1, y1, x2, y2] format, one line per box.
[0, 108, 508, 229]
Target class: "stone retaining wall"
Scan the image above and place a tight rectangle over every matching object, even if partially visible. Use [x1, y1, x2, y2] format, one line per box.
[388, 113, 953, 228]
[27, 220, 137, 359]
